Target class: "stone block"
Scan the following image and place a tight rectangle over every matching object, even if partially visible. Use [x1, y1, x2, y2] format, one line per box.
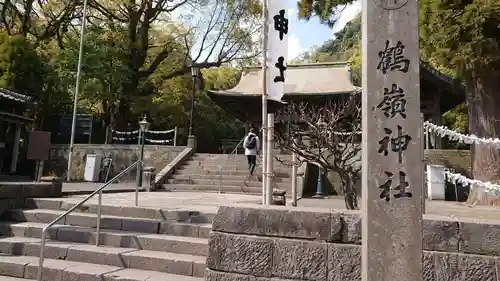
[57, 226, 94, 244]
[22, 183, 61, 198]
[213, 205, 336, 240]
[121, 218, 160, 233]
[93, 229, 136, 248]
[0, 255, 35, 278]
[457, 253, 496, 281]
[205, 269, 300, 281]
[24, 258, 68, 281]
[459, 218, 500, 256]
[205, 269, 253, 281]
[61, 263, 120, 281]
[24, 198, 62, 210]
[121, 250, 197, 276]
[136, 234, 208, 256]
[434, 252, 496, 281]
[65, 245, 132, 267]
[272, 239, 327, 281]
[207, 232, 273, 277]
[199, 224, 212, 238]
[66, 214, 122, 230]
[160, 222, 202, 238]
[341, 211, 361, 244]
[0, 237, 31, 255]
[423, 215, 459, 252]
[423, 251, 436, 281]
[23, 223, 58, 239]
[24, 241, 69, 259]
[327, 244, 360, 281]
[0, 183, 23, 198]
[121, 206, 158, 219]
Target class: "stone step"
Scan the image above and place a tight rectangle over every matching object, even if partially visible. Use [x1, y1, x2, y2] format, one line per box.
[0, 255, 203, 281]
[179, 164, 292, 173]
[2, 209, 162, 234]
[166, 178, 291, 189]
[175, 167, 292, 177]
[182, 161, 292, 171]
[0, 275, 29, 281]
[171, 174, 290, 183]
[23, 198, 214, 223]
[163, 184, 263, 194]
[1, 209, 212, 238]
[0, 221, 210, 249]
[0, 237, 206, 277]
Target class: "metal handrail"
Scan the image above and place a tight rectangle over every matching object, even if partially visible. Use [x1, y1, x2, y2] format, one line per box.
[219, 137, 245, 193]
[37, 159, 141, 281]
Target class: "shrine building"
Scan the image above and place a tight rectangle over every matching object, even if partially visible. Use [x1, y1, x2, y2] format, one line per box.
[0, 88, 33, 176]
[207, 62, 464, 149]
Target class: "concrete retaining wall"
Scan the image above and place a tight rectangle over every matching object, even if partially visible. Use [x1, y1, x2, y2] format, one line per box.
[206, 205, 500, 281]
[46, 144, 186, 182]
[0, 182, 62, 216]
[325, 149, 471, 196]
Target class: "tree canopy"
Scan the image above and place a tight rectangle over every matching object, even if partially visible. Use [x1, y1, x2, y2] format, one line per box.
[0, 0, 257, 151]
[296, 0, 500, 204]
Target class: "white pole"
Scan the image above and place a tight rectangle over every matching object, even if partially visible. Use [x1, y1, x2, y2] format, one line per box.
[266, 113, 274, 205]
[291, 152, 297, 206]
[261, 0, 269, 205]
[66, 0, 89, 182]
[174, 127, 178, 147]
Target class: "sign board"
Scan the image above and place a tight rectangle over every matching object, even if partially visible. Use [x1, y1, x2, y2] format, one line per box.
[27, 131, 51, 161]
[59, 114, 93, 136]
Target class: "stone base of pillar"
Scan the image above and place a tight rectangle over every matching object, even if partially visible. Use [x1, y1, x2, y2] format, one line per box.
[187, 135, 197, 150]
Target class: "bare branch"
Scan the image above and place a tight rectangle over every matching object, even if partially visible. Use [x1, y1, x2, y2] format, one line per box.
[275, 93, 362, 209]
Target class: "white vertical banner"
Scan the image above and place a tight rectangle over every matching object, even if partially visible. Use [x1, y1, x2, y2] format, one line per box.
[266, 1, 288, 102]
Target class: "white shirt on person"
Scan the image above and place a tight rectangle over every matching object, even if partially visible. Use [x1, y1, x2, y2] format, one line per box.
[243, 133, 260, 156]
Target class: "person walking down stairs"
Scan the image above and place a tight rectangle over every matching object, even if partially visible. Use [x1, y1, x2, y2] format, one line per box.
[243, 128, 260, 179]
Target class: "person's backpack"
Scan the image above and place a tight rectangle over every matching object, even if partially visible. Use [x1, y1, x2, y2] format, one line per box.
[245, 135, 257, 149]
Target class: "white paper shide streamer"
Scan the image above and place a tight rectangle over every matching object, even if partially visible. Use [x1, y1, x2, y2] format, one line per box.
[111, 127, 176, 144]
[444, 170, 500, 194]
[266, 1, 288, 102]
[424, 121, 500, 146]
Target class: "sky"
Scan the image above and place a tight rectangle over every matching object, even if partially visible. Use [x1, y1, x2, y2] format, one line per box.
[172, 0, 362, 62]
[286, 0, 361, 59]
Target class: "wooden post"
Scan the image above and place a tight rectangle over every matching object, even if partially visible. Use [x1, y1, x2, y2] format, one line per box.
[10, 123, 21, 173]
[361, 0, 423, 280]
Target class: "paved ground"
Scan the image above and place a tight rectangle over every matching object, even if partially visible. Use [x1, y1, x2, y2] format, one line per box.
[62, 182, 143, 195]
[59, 191, 500, 220]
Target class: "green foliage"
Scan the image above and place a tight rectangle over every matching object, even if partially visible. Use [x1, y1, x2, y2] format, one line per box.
[0, 0, 258, 151]
[299, 4, 472, 132]
[0, 31, 44, 95]
[420, 0, 500, 78]
[0, 30, 71, 128]
[297, 0, 356, 27]
[318, 15, 361, 55]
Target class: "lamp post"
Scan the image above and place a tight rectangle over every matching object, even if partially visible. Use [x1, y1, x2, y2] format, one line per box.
[189, 66, 200, 137]
[66, 0, 89, 182]
[137, 115, 150, 191]
[314, 118, 327, 199]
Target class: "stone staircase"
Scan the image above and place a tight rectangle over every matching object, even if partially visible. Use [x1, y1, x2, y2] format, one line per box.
[163, 153, 294, 195]
[0, 197, 214, 280]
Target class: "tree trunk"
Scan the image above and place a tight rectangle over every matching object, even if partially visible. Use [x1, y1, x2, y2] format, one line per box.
[466, 72, 500, 205]
[340, 172, 359, 210]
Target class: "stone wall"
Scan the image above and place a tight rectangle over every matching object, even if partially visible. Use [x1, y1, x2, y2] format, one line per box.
[207, 205, 499, 281]
[46, 144, 186, 182]
[324, 149, 471, 196]
[424, 149, 471, 176]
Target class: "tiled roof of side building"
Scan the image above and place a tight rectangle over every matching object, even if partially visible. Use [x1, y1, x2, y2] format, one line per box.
[0, 88, 32, 103]
[208, 62, 361, 96]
